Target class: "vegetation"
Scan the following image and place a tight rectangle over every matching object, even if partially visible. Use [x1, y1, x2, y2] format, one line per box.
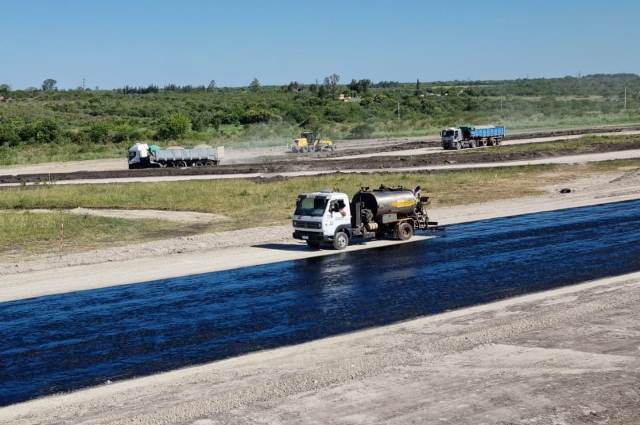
[1, 73, 639, 165]
[0, 211, 194, 255]
[2, 159, 638, 256]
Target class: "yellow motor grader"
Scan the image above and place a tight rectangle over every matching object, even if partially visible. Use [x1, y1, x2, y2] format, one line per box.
[290, 132, 335, 153]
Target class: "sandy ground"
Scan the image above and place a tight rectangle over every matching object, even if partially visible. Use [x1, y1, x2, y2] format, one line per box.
[15, 208, 228, 224]
[0, 158, 127, 176]
[2, 270, 639, 425]
[2, 168, 640, 303]
[4, 148, 640, 187]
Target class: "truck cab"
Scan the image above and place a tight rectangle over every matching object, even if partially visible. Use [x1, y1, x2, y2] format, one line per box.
[128, 143, 151, 169]
[292, 191, 352, 249]
[441, 127, 464, 150]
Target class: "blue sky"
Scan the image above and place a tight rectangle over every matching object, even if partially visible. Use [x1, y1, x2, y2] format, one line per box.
[1, 0, 638, 89]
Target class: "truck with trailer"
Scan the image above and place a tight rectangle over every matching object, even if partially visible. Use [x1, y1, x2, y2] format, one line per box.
[441, 125, 505, 150]
[128, 143, 224, 169]
[292, 185, 438, 250]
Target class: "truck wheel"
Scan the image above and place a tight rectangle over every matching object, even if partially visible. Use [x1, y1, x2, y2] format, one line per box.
[470, 140, 477, 148]
[456, 142, 462, 150]
[307, 240, 321, 249]
[396, 222, 413, 241]
[333, 231, 349, 250]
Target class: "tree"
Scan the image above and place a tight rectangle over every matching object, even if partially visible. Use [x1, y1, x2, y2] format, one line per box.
[323, 73, 340, 95]
[0, 84, 10, 94]
[207, 80, 216, 90]
[415, 78, 421, 94]
[42, 79, 57, 91]
[249, 78, 261, 91]
[287, 81, 302, 92]
[347, 79, 371, 95]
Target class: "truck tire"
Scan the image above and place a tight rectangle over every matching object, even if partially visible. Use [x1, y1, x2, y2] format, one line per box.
[396, 222, 413, 241]
[470, 140, 477, 148]
[333, 231, 349, 250]
[456, 142, 462, 150]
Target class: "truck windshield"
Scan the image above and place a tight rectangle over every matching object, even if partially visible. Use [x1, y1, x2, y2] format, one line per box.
[443, 130, 454, 137]
[294, 197, 328, 217]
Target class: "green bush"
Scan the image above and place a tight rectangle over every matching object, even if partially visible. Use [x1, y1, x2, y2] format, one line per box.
[112, 124, 143, 143]
[84, 122, 111, 144]
[0, 119, 21, 146]
[156, 113, 191, 140]
[24, 119, 61, 144]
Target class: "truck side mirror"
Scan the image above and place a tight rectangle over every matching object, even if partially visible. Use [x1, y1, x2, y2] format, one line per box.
[420, 196, 430, 203]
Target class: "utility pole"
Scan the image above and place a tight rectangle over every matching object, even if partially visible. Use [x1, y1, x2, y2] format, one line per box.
[624, 87, 627, 110]
[397, 99, 401, 120]
[81, 78, 86, 91]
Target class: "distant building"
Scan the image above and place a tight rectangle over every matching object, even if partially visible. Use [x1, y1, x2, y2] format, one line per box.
[338, 93, 354, 102]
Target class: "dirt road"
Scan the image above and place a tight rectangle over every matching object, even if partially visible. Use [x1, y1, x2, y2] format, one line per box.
[328, 129, 640, 160]
[3, 148, 639, 187]
[2, 125, 639, 178]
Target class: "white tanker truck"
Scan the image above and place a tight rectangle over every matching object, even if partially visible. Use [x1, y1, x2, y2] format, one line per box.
[292, 185, 438, 250]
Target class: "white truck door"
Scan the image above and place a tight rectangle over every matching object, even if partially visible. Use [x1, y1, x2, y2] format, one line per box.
[326, 195, 351, 234]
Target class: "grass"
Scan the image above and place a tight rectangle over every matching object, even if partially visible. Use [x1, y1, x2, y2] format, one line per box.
[3, 159, 638, 258]
[0, 165, 591, 229]
[0, 211, 198, 256]
[0, 142, 127, 166]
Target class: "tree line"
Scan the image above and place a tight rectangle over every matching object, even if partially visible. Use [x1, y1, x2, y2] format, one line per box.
[1, 74, 639, 148]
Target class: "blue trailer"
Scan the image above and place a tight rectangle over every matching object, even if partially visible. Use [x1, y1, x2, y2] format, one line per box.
[441, 125, 506, 150]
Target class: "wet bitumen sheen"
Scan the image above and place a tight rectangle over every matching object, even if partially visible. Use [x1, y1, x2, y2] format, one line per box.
[2, 199, 640, 406]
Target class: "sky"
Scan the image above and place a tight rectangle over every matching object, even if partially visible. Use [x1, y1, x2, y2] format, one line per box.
[1, 0, 639, 89]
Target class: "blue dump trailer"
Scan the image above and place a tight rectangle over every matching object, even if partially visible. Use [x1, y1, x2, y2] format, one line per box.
[441, 125, 506, 150]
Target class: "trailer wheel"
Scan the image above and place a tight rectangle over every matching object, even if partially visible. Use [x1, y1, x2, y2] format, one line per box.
[396, 222, 413, 241]
[333, 231, 349, 250]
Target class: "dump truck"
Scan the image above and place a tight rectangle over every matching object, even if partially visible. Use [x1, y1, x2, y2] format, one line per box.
[127, 143, 224, 169]
[292, 185, 438, 250]
[441, 125, 506, 150]
[290, 131, 334, 153]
